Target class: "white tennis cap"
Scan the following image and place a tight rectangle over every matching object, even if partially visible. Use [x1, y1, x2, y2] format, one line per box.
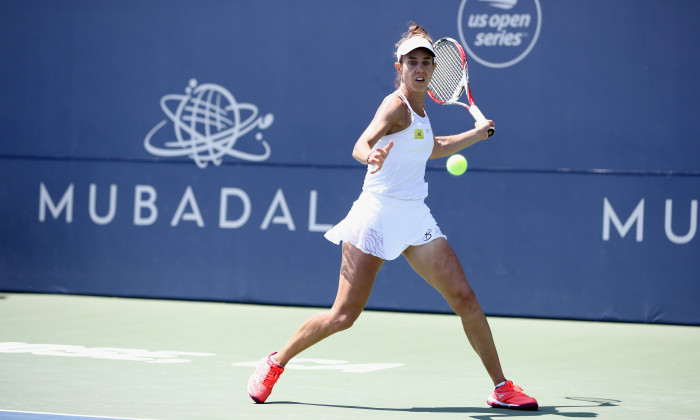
[396, 36, 435, 62]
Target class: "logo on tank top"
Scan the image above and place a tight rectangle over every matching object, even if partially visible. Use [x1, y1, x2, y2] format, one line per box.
[414, 129, 424, 139]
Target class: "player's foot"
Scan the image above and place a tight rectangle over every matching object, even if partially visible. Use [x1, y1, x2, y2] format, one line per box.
[487, 380, 538, 410]
[247, 352, 284, 403]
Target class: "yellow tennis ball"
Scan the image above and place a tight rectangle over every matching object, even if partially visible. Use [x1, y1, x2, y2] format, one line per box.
[446, 154, 468, 176]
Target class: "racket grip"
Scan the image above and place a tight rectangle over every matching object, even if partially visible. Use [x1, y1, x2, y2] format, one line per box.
[468, 105, 494, 137]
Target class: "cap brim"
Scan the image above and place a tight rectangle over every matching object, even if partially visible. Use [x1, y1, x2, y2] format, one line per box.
[396, 36, 435, 61]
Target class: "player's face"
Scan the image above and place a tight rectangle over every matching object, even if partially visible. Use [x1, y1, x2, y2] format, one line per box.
[397, 48, 435, 92]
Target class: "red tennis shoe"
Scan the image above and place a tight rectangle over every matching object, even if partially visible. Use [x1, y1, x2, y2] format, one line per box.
[487, 380, 538, 410]
[247, 352, 284, 403]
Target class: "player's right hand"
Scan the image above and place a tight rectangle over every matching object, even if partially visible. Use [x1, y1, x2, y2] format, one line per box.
[368, 140, 394, 174]
[474, 120, 495, 140]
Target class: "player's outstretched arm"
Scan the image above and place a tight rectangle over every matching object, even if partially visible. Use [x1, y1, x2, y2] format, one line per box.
[430, 119, 494, 159]
[352, 95, 408, 171]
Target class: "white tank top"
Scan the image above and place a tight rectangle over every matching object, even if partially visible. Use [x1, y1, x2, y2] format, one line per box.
[362, 92, 434, 200]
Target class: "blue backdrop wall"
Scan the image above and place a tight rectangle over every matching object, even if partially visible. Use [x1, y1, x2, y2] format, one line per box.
[1, 0, 699, 325]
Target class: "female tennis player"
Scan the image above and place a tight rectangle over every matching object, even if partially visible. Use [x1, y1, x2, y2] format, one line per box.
[247, 24, 538, 411]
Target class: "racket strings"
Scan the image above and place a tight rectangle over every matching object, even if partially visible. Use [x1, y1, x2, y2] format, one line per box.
[428, 43, 466, 102]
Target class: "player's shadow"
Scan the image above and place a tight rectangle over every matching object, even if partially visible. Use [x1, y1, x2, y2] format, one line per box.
[268, 397, 620, 419]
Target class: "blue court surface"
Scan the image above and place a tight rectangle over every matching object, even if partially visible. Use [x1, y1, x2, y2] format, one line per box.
[0, 411, 158, 420]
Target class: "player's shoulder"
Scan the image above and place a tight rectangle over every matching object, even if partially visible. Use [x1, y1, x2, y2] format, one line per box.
[377, 92, 410, 121]
[380, 92, 405, 108]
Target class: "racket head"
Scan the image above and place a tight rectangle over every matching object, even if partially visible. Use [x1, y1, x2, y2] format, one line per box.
[427, 38, 468, 105]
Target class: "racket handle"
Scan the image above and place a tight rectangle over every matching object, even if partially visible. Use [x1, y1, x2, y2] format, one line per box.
[468, 105, 495, 137]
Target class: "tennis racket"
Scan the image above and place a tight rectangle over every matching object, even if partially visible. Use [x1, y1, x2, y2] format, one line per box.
[428, 37, 494, 137]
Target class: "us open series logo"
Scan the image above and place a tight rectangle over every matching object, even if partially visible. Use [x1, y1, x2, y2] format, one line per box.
[458, 0, 542, 68]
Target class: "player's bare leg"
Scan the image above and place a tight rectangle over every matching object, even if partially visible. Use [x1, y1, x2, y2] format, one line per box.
[248, 242, 383, 402]
[402, 238, 506, 385]
[273, 242, 384, 366]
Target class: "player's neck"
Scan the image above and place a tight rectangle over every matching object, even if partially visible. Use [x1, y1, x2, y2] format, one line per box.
[397, 86, 427, 115]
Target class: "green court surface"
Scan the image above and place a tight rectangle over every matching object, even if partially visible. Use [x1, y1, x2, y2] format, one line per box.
[0, 293, 698, 420]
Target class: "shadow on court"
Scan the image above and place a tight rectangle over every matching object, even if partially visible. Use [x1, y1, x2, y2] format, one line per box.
[268, 397, 620, 419]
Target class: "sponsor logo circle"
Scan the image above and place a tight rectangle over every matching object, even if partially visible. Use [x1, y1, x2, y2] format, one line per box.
[457, 0, 542, 68]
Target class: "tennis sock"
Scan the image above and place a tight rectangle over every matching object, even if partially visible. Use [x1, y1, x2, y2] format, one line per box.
[269, 355, 283, 368]
[495, 380, 507, 388]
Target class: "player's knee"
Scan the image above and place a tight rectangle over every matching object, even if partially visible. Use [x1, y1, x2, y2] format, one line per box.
[330, 309, 360, 332]
[448, 288, 481, 317]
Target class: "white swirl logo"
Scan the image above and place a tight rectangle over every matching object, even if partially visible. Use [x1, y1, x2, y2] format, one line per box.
[144, 79, 274, 168]
[458, 0, 542, 68]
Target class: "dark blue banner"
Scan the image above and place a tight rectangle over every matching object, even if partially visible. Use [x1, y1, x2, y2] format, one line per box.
[1, 0, 698, 324]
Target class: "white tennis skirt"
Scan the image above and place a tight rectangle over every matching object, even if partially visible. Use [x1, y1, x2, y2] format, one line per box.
[324, 190, 446, 260]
